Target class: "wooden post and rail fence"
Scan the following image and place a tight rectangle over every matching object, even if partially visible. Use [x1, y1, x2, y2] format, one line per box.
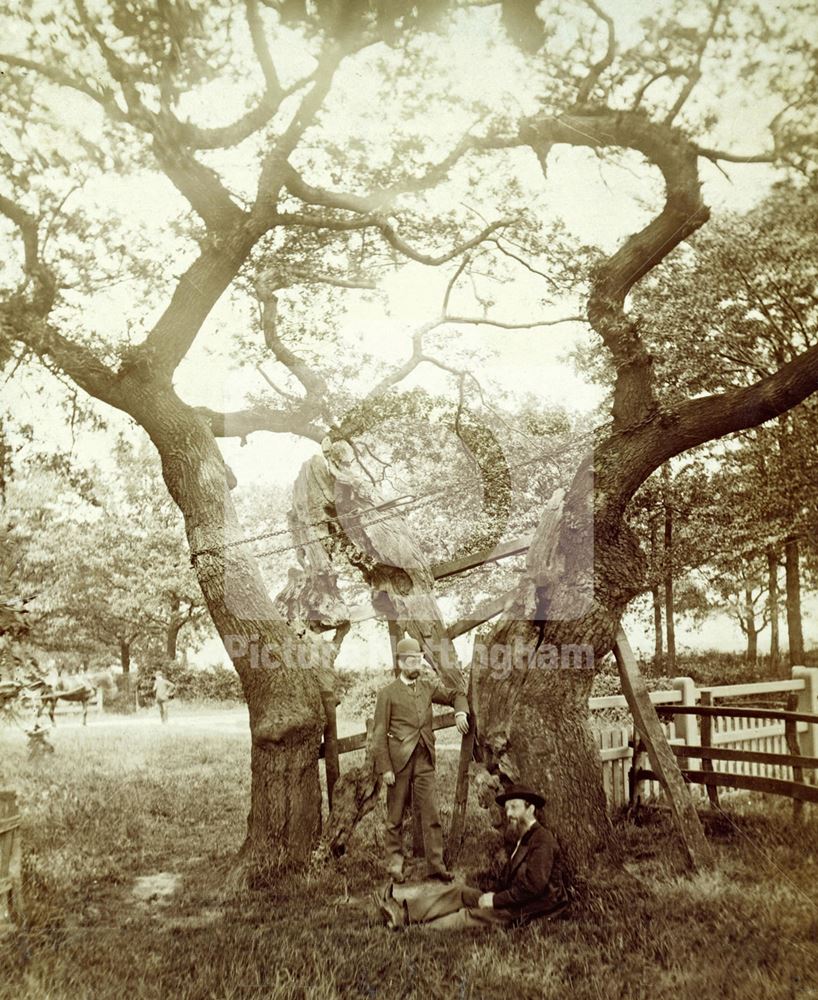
[320, 665, 818, 820]
[3, 668, 815, 919]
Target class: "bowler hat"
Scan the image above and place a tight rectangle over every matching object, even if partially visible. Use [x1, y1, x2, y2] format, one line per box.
[495, 784, 545, 809]
[396, 635, 421, 657]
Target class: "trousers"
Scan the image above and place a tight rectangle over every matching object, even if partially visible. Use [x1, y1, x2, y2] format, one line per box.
[385, 743, 445, 874]
[402, 883, 515, 930]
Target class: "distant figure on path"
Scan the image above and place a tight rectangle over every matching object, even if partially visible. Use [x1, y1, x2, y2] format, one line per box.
[153, 671, 175, 723]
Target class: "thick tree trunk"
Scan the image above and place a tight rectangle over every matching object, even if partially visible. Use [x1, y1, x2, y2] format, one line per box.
[119, 640, 131, 674]
[471, 468, 644, 878]
[767, 546, 781, 677]
[132, 386, 323, 869]
[785, 537, 805, 667]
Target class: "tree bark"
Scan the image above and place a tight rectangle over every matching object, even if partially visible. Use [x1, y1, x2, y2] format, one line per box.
[785, 536, 805, 667]
[289, 439, 467, 689]
[744, 584, 758, 663]
[470, 473, 643, 877]
[650, 518, 663, 669]
[118, 640, 135, 710]
[131, 385, 324, 869]
[767, 546, 781, 677]
[6, 52, 818, 883]
[166, 594, 183, 660]
[652, 586, 664, 668]
[662, 466, 676, 673]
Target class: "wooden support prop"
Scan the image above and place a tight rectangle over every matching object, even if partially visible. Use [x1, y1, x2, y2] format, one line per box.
[699, 692, 720, 809]
[320, 685, 340, 809]
[613, 627, 712, 870]
[445, 668, 476, 867]
[446, 592, 514, 640]
[345, 538, 532, 631]
[431, 535, 531, 580]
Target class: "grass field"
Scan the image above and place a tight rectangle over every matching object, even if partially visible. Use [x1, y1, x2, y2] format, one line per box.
[1, 709, 817, 1000]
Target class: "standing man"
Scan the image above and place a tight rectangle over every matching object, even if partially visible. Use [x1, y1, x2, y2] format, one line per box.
[372, 784, 567, 930]
[373, 634, 469, 883]
[153, 670, 175, 723]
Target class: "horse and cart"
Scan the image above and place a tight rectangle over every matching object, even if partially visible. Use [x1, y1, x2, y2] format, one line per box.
[1, 677, 98, 756]
[1, 677, 97, 724]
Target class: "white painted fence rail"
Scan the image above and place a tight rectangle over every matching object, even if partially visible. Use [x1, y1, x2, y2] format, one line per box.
[592, 667, 818, 810]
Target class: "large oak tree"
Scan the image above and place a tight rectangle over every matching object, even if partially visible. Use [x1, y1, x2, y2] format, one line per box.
[2, 0, 818, 872]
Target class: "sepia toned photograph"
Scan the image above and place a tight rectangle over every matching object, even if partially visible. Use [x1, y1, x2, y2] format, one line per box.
[1, 1, 817, 997]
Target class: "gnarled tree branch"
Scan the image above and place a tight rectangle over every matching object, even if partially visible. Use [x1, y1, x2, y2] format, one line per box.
[665, 0, 726, 126]
[576, 1, 616, 105]
[606, 340, 818, 523]
[516, 109, 710, 430]
[195, 404, 324, 442]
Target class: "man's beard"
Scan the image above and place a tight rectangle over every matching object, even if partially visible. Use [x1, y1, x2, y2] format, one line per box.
[509, 816, 526, 837]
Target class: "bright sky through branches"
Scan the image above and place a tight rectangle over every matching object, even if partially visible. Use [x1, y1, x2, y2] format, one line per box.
[1, 0, 791, 493]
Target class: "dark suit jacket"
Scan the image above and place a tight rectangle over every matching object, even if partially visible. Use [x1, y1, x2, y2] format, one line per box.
[373, 675, 469, 775]
[492, 821, 566, 920]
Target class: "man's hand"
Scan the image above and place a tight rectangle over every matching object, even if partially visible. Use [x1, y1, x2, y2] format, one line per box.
[383, 770, 396, 786]
[477, 892, 494, 909]
[455, 712, 469, 736]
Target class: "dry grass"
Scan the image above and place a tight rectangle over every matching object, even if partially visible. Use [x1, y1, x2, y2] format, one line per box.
[1, 713, 817, 1000]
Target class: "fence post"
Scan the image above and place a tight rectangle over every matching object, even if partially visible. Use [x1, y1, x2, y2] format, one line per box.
[0, 790, 24, 927]
[672, 676, 699, 770]
[792, 666, 818, 770]
[699, 691, 719, 808]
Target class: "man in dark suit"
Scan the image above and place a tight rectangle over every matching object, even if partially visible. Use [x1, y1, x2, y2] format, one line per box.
[372, 784, 567, 930]
[373, 634, 470, 883]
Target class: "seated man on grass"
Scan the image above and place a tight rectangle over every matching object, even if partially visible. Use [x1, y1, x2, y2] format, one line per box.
[372, 784, 568, 931]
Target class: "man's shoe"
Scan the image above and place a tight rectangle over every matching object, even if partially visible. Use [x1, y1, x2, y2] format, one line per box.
[427, 869, 455, 883]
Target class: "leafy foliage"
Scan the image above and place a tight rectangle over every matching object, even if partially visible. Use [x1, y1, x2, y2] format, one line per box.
[5, 438, 211, 669]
